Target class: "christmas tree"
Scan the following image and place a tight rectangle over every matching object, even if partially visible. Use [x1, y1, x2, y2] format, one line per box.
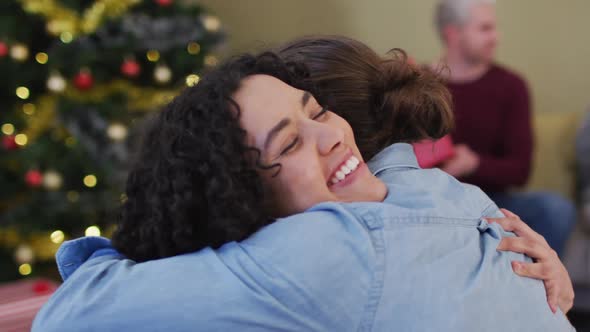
[0, 0, 224, 281]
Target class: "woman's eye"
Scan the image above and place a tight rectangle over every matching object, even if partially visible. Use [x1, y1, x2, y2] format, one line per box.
[280, 137, 299, 156]
[312, 107, 328, 120]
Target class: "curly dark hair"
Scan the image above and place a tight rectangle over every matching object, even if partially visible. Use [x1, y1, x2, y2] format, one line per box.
[112, 52, 311, 262]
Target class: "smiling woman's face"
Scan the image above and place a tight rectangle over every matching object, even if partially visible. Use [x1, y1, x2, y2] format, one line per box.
[234, 74, 387, 217]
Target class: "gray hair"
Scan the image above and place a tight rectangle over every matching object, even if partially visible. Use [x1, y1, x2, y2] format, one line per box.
[434, 0, 496, 40]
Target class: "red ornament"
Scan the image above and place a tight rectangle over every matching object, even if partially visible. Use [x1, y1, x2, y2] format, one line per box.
[0, 41, 8, 57]
[32, 280, 53, 295]
[25, 170, 43, 187]
[73, 69, 94, 91]
[2, 135, 18, 150]
[121, 59, 141, 77]
[155, 0, 173, 6]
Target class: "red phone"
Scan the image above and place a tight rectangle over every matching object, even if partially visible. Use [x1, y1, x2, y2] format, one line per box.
[412, 135, 455, 168]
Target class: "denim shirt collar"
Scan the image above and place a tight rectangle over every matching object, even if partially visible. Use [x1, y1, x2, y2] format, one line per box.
[56, 236, 122, 281]
[367, 143, 420, 176]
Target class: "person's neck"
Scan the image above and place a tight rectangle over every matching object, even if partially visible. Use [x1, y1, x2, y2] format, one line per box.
[436, 50, 492, 84]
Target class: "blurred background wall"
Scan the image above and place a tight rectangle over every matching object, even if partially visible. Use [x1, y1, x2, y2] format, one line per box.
[199, 0, 590, 115]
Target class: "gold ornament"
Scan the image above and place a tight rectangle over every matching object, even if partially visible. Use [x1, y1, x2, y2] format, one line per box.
[107, 123, 128, 141]
[43, 170, 63, 190]
[35, 52, 49, 64]
[187, 42, 201, 55]
[15, 80, 180, 149]
[14, 244, 34, 264]
[19, 0, 141, 38]
[154, 65, 172, 84]
[204, 55, 219, 67]
[10, 43, 29, 61]
[146, 50, 160, 62]
[67, 190, 80, 202]
[22, 103, 36, 115]
[47, 72, 67, 92]
[23, 95, 56, 142]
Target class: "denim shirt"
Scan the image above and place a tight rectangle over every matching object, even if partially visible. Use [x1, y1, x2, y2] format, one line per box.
[33, 143, 574, 332]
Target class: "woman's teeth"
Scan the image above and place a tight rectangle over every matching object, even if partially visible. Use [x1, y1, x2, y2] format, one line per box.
[331, 156, 360, 184]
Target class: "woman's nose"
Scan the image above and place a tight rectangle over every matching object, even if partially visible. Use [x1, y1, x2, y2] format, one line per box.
[315, 122, 345, 156]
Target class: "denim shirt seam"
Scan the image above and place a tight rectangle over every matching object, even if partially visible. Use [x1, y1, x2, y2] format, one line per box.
[481, 202, 500, 216]
[372, 164, 419, 177]
[356, 211, 386, 332]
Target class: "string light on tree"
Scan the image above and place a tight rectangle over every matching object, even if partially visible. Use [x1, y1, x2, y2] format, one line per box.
[83, 174, 98, 188]
[10, 43, 29, 62]
[107, 123, 128, 141]
[16, 86, 30, 100]
[14, 245, 34, 264]
[1, 123, 15, 135]
[185, 74, 200, 87]
[85, 225, 101, 237]
[14, 133, 28, 146]
[60, 31, 73, 43]
[25, 170, 43, 187]
[47, 72, 67, 92]
[154, 64, 172, 84]
[74, 68, 94, 90]
[50, 230, 65, 244]
[43, 170, 63, 190]
[18, 263, 32, 276]
[202, 15, 221, 32]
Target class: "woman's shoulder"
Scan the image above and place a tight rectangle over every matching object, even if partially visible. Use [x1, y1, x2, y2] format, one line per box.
[246, 202, 372, 245]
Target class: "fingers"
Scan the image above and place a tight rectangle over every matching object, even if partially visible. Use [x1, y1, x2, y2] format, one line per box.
[512, 261, 558, 313]
[511, 252, 574, 315]
[500, 208, 518, 218]
[486, 209, 549, 246]
[511, 261, 555, 280]
[497, 237, 554, 261]
[544, 280, 559, 314]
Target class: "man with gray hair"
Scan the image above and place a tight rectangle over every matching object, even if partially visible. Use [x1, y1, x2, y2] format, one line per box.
[431, 0, 576, 255]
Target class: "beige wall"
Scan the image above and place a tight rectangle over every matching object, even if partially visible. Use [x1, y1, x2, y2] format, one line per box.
[199, 0, 590, 114]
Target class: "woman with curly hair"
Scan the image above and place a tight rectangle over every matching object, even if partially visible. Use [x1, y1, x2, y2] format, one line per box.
[34, 36, 574, 332]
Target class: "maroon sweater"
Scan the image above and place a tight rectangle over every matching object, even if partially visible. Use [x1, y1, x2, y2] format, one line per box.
[446, 64, 533, 193]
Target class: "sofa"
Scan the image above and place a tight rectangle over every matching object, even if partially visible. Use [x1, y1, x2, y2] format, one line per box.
[526, 111, 589, 310]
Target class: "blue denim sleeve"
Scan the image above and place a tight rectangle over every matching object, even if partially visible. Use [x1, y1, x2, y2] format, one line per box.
[33, 205, 376, 332]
